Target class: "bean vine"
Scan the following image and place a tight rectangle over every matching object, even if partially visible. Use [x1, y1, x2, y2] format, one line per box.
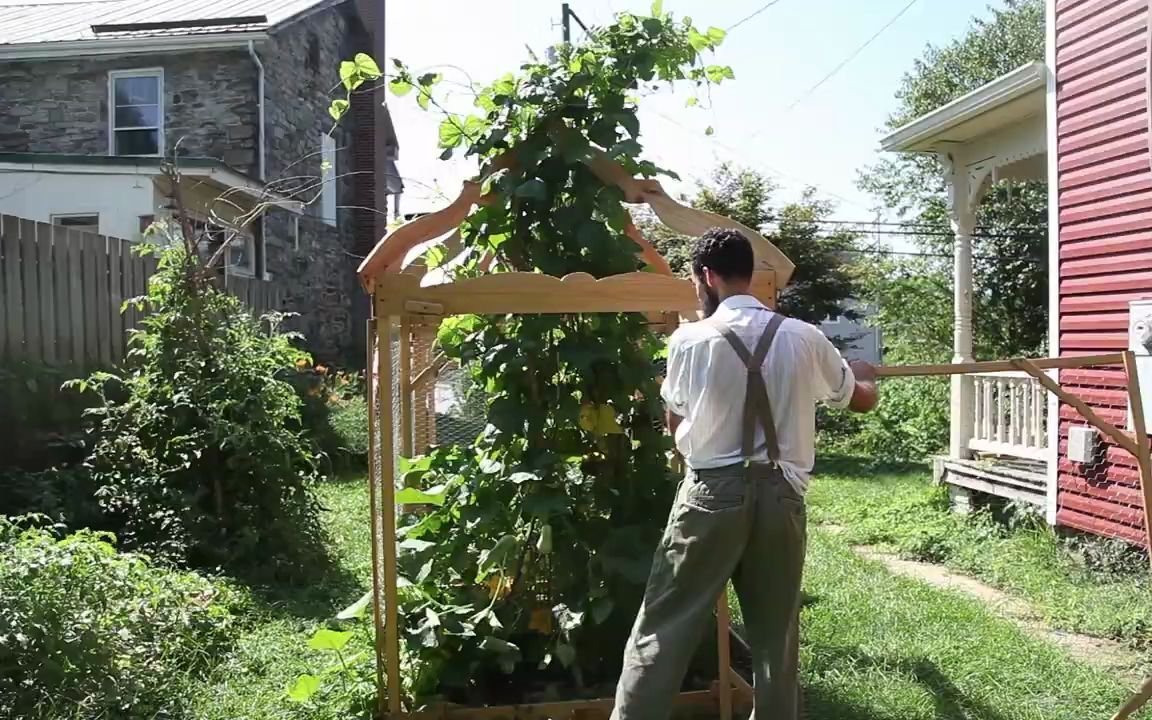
[339, 5, 734, 705]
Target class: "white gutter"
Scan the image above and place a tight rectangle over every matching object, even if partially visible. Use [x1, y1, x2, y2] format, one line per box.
[881, 61, 1047, 153]
[0, 32, 268, 61]
[247, 40, 267, 181]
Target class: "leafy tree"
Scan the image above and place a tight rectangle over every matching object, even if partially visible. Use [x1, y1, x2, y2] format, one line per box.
[859, 0, 1047, 358]
[335, 8, 737, 704]
[642, 163, 861, 324]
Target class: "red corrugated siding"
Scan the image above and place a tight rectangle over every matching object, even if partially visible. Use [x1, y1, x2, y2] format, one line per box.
[1055, 0, 1152, 543]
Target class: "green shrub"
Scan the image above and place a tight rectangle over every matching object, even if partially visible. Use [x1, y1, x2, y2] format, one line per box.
[0, 466, 102, 529]
[75, 241, 327, 575]
[845, 376, 950, 462]
[293, 365, 369, 472]
[0, 362, 90, 472]
[0, 517, 240, 718]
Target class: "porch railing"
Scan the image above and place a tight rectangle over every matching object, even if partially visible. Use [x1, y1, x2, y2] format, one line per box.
[969, 371, 1047, 461]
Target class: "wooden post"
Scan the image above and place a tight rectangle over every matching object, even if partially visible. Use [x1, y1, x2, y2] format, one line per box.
[379, 314, 403, 715]
[1122, 352, 1152, 562]
[716, 593, 733, 720]
[1107, 353, 1152, 720]
[366, 318, 387, 718]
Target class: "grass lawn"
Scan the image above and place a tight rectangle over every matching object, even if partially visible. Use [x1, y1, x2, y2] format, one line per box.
[805, 456, 1152, 652]
[795, 532, 1128, 718]
[191, 463, 1146, 719]
[189, 477, 374, 720]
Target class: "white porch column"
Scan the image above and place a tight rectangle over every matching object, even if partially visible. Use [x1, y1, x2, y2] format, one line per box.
[943, 152, 976, 459]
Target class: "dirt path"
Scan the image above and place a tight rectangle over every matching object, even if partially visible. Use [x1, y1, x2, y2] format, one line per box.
[848, 542, 1145, 683]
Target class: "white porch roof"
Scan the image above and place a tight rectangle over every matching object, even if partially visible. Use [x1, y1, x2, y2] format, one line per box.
[876, 60, 1051, 471]
[880, 61, 1048, 212]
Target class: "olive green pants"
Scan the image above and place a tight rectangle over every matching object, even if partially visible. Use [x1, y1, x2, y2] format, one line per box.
[611, 463, 806, 720]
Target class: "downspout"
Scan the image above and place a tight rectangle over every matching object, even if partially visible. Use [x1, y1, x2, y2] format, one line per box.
[247, 39, 266, 180]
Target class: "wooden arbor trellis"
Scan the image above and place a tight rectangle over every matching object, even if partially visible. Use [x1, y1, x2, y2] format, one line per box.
[357, 149, 794, 720]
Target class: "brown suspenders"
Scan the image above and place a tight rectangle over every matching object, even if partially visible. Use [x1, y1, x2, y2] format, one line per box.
[706, 312, 786, 463]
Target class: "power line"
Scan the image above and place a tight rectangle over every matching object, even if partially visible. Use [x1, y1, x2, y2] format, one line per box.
[647, 109, 876, 213]
[781, 0, 921, 113]
[726, 0, 787, 32]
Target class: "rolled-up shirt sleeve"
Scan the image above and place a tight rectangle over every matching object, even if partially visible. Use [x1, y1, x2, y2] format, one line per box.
[660, 333, 688, 416]
[810, 328, 856, 409]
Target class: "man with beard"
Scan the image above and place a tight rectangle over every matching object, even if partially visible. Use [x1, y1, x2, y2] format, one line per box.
[611, 227, 879, 720]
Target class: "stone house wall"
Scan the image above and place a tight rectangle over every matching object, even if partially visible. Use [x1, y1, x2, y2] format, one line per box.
[0, 1, 376, 364]
[261, 4, 373, 364]
[0, 51, 260, 175]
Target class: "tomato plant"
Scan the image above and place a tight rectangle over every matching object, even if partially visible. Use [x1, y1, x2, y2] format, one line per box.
[341, 5, 734, 705]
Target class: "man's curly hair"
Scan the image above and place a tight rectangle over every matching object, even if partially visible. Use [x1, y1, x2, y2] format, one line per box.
[690, 227, 753, 281]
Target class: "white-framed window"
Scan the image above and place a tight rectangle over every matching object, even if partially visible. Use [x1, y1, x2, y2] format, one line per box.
[320, 134, 337, 226]
[188, 217, 259, 278]
[51, 213, 100, 234]
[109, 68, 164, 156]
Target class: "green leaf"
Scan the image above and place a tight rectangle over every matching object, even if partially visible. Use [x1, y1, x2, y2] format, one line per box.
[513, 178, 548, 201]
[555, 642, 577, 668]
[396, 485, 448, 506]
[477, 534, 518, 577]
[704, 65, 729, 83]
[685, 97, 699, 107]
[508, 471, 539, 485]
[339, 61, 358, 90]
[462, 114, 489, 140]
[650, 0, 664, 17]
[481, 636, 519, 654]
[328, 98, 349, 121]
[706, 26, 728, 46]
[705, 126, 715, 136]
[617, 111, 640, 139]
[336, 590, 373, 620]
[439, 147, 454, 161]
[389, 78, 413, 97]
[592, 597, 614, 624]
[354, 52, 381, 78]
[608, 139, 643, 159]
[438, 119, 464, 148]
[417, 90, 431, 111]
[308, 628, 353, 651]
[688, 28, 709, 51]
[417, 72, 442, 87]
[287, 674, 322, 702]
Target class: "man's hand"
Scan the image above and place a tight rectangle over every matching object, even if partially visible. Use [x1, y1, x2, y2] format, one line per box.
[848, 360, 879, 413]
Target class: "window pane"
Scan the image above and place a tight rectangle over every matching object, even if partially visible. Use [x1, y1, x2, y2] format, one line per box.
[229, 239, 252, 271]
[114, 104, 158, 128]
[114, 129, 159, 155]
[114, 76, 158, 106]
[53, 215, 99, 233]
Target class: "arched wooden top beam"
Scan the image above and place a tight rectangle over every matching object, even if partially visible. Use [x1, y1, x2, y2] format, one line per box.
[357, 139, 794, 292]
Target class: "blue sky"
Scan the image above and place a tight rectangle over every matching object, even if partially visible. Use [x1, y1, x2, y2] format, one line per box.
[386, 0, 1008, 224]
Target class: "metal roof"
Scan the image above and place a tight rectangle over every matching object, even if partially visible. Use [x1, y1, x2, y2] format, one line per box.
[0, 0, 340, 46]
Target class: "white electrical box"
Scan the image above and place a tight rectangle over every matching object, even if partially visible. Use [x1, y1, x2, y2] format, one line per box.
[1128, 299, 1152, 432]
[1067, 425, 1099, 464]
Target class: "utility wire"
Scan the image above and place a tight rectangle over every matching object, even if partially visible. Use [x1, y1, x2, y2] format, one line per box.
[782, 0, 921, 112]
[726, 0, 787, 32]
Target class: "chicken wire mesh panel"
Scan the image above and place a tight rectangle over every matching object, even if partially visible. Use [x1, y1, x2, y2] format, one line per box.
[405, 327, 488, 457]
[1051, 360, 1150, 547]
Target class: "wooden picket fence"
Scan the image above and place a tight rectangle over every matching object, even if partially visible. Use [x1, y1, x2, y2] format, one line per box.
[0, 214, 282, 368]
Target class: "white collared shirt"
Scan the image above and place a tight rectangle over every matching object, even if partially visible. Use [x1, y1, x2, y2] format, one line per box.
[660, 295, 855, 495]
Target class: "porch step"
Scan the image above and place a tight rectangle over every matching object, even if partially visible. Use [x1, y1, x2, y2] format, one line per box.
[935, 457, 1047, 507]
